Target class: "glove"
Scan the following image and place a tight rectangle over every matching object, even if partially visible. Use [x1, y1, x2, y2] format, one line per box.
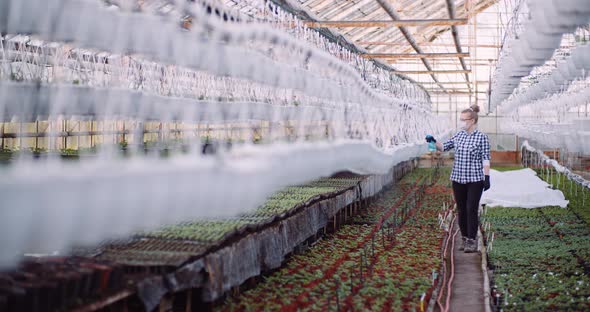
[483, 175, 490, 191]
[425, 135, 436, 143]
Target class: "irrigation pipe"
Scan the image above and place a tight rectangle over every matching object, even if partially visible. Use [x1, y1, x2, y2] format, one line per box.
[480, 227, 492, 312]
[444, 228, 460, 312]
[436, 213, 456, 310]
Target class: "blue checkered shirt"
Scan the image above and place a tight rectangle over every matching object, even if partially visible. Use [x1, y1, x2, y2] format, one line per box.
[442, 130, 491, 184]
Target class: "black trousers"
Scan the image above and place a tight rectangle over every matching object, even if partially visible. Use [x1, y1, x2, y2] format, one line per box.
[452, 181, 484, 240]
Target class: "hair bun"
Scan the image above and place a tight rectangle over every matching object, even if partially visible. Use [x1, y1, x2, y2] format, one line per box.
[470, 105, 480, 113]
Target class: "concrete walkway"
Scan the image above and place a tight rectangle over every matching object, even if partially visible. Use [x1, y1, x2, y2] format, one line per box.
[448, 225, 486, 312]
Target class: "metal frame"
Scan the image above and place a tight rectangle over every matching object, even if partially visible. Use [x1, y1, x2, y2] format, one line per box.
[304, 18, 468, 28]
[266, 0, 503, 103]
[361, 52, 470, 59]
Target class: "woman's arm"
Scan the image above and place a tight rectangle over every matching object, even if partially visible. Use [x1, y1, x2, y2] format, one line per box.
[482, 135, 491, 174]
[435, 142, 443, 151]
[426, 134, 456, 152]
[440, 135, 456, 152]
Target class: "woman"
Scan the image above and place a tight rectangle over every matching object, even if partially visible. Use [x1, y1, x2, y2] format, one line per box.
[425, 105, 491, 253]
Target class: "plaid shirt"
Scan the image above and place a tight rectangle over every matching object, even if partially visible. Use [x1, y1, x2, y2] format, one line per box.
[443, 130, 491, 184]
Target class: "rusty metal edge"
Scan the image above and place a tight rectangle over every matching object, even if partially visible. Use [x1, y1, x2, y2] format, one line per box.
[70, 289, 135, 312]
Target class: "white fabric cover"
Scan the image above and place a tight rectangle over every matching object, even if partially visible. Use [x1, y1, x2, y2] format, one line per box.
[481, 168, 569, 208]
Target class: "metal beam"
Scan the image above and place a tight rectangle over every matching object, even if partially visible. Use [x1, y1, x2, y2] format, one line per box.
[419, 81, 489, 85]
[371, 0, 498, 55]
[467, 0, 499, 19]
[429, 91, 487, 94]
[412, 0, 501, 53]
[360, 2, 449, 53]
[356, 42, 501, 48]
[392, 58, 496, 62]
[445, 0, 471, 93]
[303, 18, 468, 28]
[267, 0, 426, 89]
[426, 88, 484, 91]
[390, 62, 495, 67]
[361, 52, 470, 59]
[393, 70, 471, 74]
[375, 0, 448, 93]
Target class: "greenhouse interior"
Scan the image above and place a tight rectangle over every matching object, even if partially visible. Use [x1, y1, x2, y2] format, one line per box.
[0, 0, 589, 311]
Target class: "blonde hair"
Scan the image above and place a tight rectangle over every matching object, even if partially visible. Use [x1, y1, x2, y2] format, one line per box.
[461, 105, 480, 123]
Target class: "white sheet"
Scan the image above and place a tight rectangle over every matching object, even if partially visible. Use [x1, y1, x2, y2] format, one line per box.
[481, 168, 569, 208]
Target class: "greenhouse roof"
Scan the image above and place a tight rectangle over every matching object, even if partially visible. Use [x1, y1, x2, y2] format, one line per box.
[293, 0, 496, 53]
[223, 0, 505, 110]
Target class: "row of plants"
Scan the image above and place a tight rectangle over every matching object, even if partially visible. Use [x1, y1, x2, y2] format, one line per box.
[429, 165, 452, 188]
[540, 168, 590, 224]
[483, 202, 590, 310]
[217, 168, 452, 311]
[0, 137, 252, 163]
[146, 219, 256, 243]
[350, 182, 414, 225]
[253, 182, 358, 218]
[145, 178, 363, 243]
[344, 191, 447, 311]
[0, 147, 92, 162]
[407, 165, 452, 189]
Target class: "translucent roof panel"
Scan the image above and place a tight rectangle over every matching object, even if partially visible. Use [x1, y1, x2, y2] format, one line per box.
[297, 0, 497, 54]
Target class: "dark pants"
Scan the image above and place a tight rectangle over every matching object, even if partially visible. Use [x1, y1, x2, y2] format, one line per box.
[452, 181, 484, 240]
